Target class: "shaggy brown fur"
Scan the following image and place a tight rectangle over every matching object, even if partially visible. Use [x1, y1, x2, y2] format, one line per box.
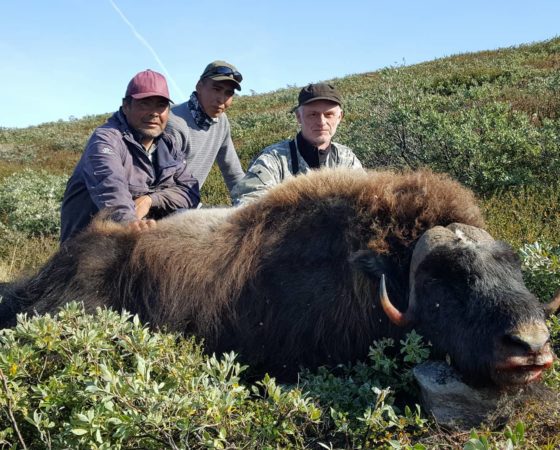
[1, 168, 487, 379]
[120, 168, 483, 335]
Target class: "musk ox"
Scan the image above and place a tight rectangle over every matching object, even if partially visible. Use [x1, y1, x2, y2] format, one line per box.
[0, 168, 558, 387]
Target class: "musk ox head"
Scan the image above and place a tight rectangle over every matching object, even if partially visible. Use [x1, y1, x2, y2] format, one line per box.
[356, 223, 558, 387]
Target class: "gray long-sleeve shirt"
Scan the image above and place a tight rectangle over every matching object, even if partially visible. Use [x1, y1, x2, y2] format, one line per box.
[167, 100, 245, 197]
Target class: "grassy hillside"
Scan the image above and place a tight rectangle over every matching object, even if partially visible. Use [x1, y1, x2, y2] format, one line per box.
[1, 38, 559, 278]
[1, 37, 560, 448]
[2, 37, 559, 194]
[1, 37, 559, 244]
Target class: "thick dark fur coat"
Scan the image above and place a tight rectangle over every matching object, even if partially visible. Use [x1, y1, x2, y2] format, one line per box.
[1, 168, 485, 378]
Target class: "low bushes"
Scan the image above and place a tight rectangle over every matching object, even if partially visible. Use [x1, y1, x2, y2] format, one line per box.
[0, 304, 431, 449]
[1, 301, 558, 449]
[0, 169, 66, 237]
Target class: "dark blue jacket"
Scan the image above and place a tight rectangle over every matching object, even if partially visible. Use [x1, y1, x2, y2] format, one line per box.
[60, 110, 200, 242]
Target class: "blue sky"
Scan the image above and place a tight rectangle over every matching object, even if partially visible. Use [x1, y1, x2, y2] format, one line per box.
[1, 0, 559, 128]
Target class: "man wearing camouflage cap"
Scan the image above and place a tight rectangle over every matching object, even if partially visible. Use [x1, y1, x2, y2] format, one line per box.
[232, 82, 362, 205]
[167, 60, 245, 200]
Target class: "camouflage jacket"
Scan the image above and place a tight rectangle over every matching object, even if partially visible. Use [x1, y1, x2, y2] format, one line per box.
[232, 138, 363, 206]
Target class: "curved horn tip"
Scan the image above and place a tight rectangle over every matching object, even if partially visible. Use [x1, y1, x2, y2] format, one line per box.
[378, 274, 410, 327]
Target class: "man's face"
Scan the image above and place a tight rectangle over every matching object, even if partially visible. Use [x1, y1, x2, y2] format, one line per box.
[122, 96, 170, 143]
[295, 101, 343, 149]
[196, 78, 237, 118]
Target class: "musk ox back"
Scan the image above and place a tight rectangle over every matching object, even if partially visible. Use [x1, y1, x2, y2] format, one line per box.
[0, 168, 557, 386]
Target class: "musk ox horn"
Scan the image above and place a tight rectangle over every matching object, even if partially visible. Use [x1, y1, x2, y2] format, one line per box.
[411, 223, 494, 279]
[445, 224, 560, 317]
[379, 274, 412, 327]
[378, 223, 495, 326]
[544, 287, 560, 316]
[408, 223, 495, 313]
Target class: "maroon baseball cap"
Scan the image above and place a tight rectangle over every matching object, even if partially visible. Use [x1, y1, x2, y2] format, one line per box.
[125, 69, 173, 102]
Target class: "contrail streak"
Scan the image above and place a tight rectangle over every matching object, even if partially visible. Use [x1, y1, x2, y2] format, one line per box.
[108, 0, 186, 102]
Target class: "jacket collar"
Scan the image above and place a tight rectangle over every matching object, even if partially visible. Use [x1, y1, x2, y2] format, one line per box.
[113, 108, 167, 149]
[296, 132, 332, 168]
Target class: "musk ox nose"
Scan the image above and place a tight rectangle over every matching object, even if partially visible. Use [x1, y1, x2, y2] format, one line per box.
[504, 325, 550, 353]
[493, 323, 554, 386]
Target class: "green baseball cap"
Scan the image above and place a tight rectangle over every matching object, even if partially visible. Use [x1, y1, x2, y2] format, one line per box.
[296, 83, 342, 109]
[199, 60, 243, 91]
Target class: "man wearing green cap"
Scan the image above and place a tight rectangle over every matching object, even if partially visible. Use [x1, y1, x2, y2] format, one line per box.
[232, 82, 362, 205]
[167, 60, 245, 201]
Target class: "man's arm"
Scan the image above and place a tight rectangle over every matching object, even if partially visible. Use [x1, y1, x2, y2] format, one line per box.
[348, 153, 363, 169]
[216, 120, 245, 196]
[231, 153, 282, 206]
[333, 143, 364, 170]
[148, 169, 200, 212]
[81, 133, 137, 222]
[148, 143, 200, 213]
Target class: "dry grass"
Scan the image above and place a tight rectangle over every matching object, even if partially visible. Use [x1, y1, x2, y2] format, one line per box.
[416, 386, 560, 449]
[0, 234, 58, 282]
[481, 184, 560, 248]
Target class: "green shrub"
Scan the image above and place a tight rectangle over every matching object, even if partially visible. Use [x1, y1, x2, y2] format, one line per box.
[3, 303, 555, 449]
[519, 242, 560, 302]
[0, 169, 66, 237]
[336, 68, 560, 195]
[464, 423, 527, 450]
[299, 332, 430, 448]
[0, 305, 316, 449]
[0, 304, 432, 449]
[301, 331, 430, 413]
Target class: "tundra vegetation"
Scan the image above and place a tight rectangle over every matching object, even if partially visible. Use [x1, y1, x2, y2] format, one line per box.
[1, 37, 560, 448]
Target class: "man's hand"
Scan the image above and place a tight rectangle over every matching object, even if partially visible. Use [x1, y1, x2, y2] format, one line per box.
[134, 195, 153, 220]
[126, 219, 157, 233]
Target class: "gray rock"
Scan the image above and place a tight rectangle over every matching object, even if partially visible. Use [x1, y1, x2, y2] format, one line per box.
[413, 361, 508, 428]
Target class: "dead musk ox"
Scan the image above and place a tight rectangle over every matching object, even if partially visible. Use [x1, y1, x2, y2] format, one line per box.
[1, 168, 558, 386]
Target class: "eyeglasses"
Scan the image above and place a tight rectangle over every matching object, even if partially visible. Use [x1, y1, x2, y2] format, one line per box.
[204, 66, 243, 83]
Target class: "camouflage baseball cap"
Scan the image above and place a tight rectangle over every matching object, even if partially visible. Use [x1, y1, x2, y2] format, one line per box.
[296, 83, 342, 109]
[200, 60, 242, 91]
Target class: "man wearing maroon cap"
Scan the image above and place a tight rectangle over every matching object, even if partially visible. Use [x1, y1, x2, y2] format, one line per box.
[60, 69, 200, 243]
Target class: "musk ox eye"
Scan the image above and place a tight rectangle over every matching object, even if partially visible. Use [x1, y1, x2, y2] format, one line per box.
[348, 250, 387, 277]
